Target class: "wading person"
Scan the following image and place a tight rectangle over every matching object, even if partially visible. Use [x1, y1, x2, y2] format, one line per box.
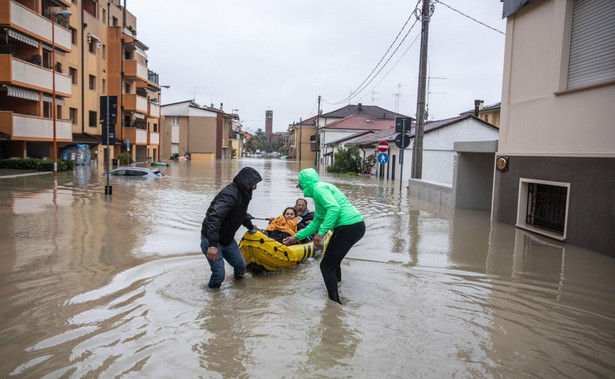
[201, 167, 262, 288]
[284, 168, 365, 304]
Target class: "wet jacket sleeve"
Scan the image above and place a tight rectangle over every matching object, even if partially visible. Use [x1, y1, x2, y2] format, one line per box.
[314, 185, 341, 235]
[206, 190, 235, 246]
[294, 213, 322, 241]
[243, 213, 255, 230]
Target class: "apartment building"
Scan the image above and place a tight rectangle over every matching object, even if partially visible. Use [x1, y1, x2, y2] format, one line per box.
[0, 0, 162, 164]
[494, 0, 615, 256]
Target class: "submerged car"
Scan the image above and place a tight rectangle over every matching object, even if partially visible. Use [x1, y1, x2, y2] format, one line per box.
[108, 167, 164, 178]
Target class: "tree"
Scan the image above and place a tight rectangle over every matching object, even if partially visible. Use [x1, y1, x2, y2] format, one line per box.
[254, 128, 267, 151]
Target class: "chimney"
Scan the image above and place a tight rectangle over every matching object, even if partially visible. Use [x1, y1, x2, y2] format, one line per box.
[357, 103, 363, 112]
[220, 102, 223, 111]
[474, 100, 484, 117]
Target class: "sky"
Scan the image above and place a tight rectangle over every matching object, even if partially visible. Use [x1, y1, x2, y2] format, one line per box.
[127, 0, 507, 134]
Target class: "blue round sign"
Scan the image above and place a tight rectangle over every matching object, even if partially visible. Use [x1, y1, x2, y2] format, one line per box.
[377, 152, 389, 164]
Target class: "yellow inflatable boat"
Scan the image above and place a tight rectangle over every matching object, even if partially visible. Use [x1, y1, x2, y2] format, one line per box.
[239, 230, 331, 273]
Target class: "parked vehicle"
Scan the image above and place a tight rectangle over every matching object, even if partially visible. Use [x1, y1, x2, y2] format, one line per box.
[61, 144, 91, 165]
[108, 167, 164, 178]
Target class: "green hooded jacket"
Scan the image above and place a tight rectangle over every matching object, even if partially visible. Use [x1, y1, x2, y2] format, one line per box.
[294, 168, 364, 241]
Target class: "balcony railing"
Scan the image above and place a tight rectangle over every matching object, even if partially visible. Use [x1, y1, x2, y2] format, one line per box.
[0, 111, 72, 141]
[121, 120, 147, 129]
[5, 0, 72, 51]
[0, 55, 72, 96]
[148, 70, 159, 84]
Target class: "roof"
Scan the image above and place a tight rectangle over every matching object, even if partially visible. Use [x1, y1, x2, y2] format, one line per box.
[346, 115, 498, 147]
[72, 133, 100, 144]
[325, 130, 373, 146]
[322, 115, 394, 131]
[460, 102, 501, 116]
[321, 103, 411, 120]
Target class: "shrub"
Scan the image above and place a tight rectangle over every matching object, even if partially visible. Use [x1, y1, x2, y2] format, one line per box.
[327, 146, 362, 174]
[118, 152, 132, 165]
[0, 158, 74, 171]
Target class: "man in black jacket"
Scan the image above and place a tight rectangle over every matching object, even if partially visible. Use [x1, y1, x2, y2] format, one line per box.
[200, 167, 262, 288]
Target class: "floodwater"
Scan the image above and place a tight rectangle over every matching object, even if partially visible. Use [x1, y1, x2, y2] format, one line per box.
[1, 159, 614, 378]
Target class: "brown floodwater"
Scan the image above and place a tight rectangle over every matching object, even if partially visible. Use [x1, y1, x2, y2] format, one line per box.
[0, 159, 614, 378]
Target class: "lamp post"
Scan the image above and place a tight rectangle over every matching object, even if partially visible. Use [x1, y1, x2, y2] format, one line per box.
[158, 85, 170, 162]
[51, 8, 72, 182]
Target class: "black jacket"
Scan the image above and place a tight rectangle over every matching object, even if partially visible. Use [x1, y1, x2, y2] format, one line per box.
[297, 210, 314, 231]
[201, 167, 262, 246]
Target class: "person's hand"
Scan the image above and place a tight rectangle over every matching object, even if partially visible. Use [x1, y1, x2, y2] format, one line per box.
[283, 236, 299, 246]
[206, 246, 219, 261]
[313, 234, 324, 248]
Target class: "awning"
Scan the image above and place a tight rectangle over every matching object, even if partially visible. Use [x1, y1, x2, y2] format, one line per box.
[42, 43, 66, 56]
[2, 84, 40, 101]
[133, 112, 145, 119]
[7, 29, 39, 48]
[42, 94, 65, 105]
[87, 33, 101, 48]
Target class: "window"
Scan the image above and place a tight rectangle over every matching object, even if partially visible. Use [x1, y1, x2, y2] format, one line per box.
[102, 8, 106, 24]
[102, 44, 106, 59]
[89, 75, 96, 90]
[69, 67, 77, 85]
[567, 0, 615, 89]
[102, 79, 106, 94]
[516, 178, 570, 241]
[71, 28, 77, 45]
[43, 102, 51, 118]
[153, 123, 158, 132]
[112, 16, 118, 26]
[88, 39, 96, 54]
[124, 50, 132, 60]
[124, 83, 131, 94]
[89, 111, 97, 127]
[171, 117, 179, 126]
[70, 107, 78, 125]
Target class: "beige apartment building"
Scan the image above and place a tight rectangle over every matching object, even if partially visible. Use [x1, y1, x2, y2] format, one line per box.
[0, 0, 162, 164]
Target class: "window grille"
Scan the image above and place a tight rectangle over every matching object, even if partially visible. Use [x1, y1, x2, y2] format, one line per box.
[525, 183, 567, 234]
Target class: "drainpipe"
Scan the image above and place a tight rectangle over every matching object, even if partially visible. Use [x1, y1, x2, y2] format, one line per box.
[81, 6, 85, 135]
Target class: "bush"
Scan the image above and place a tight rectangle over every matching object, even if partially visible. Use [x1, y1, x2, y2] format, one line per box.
[0, 158, 74, 171]
[118, 152, 132, 165]
[359, 154, 377, 175]
[327, 146, 362, 174]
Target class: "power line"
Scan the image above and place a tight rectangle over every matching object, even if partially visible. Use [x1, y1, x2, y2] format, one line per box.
[433, 0, 505, 35]
[327, 0, 422, 106]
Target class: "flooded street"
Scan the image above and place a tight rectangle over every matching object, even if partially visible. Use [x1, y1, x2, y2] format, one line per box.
[1, 159, 614, 378]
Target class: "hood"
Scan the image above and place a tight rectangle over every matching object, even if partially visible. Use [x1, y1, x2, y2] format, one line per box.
[233, 167, 262, 193]
[298, 168, 320, 196]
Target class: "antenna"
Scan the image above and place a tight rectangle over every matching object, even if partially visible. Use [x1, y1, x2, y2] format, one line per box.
[426, 76, 446, 120]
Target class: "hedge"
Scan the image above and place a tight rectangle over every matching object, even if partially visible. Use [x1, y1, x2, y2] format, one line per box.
[0, 158, 75, 171]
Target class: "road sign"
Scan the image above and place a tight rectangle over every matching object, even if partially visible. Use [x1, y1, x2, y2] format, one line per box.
[395, 133, 410, 149]
[377, 152, 389, 164]
[377, 141, 389, 152]
[395, 117, 412, 133]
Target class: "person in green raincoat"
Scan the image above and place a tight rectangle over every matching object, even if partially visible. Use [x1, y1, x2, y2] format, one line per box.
[284, 168, 365, 304]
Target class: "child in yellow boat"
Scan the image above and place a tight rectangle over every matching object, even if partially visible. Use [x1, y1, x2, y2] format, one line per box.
[265, 207, 298, 242]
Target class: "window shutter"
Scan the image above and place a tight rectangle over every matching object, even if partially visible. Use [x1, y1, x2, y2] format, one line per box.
[567, 0, 615, 89]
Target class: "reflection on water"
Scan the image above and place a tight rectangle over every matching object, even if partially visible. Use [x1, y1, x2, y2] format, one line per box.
[1, 159, 614, 377]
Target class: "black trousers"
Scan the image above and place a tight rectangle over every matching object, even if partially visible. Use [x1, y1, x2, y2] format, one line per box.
[320, 221, 366, 303]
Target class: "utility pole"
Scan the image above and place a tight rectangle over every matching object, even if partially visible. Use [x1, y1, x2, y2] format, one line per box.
[411, 0, 432, 179]
[315, 95, 321, 167]
[298, 117, 303, 162]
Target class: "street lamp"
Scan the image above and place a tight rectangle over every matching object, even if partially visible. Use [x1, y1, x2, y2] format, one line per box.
[51, 8, 72, 182]
[158, 85, 170, 162]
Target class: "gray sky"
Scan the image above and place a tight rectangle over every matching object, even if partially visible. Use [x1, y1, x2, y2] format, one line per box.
[128, 0, 506, 133]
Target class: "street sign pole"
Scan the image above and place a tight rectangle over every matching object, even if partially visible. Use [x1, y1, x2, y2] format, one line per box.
[105, 95, 112, 195]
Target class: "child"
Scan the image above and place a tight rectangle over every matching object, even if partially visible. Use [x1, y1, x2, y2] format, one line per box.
[265, 207, 298, 242]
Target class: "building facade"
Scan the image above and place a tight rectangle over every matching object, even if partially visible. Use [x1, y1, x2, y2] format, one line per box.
[494, 0, 615, 255]
[0, 0, 162, 164]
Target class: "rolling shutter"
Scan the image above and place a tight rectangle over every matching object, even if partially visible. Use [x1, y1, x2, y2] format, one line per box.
[567, 0, 615, 89]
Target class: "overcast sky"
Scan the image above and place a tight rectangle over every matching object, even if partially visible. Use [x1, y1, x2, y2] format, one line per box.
[127, 0, 506, 133]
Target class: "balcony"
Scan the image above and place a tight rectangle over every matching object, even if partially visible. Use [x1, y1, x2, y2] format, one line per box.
[149, 132, 159, 145]
[0, 55, 72, 96]
[123, 60, 148, 82]
[0, 111, 72, 141]
[149, 102, 160, 118]
[2, 0, 72, 52]
[123, 93, 148, 114]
